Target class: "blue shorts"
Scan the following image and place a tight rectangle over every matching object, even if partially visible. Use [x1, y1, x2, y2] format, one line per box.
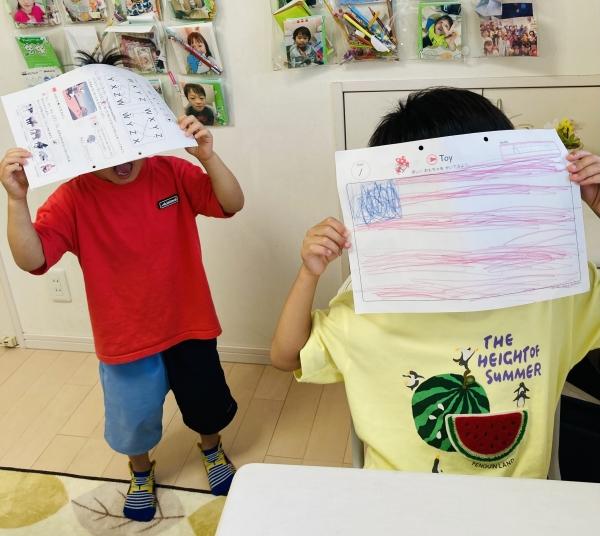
[100, 353, 169, 455]
[99, 339, 237, 456]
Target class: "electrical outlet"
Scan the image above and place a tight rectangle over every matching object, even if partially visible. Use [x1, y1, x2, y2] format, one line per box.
[47, 268, 72, 302]
[1, 336, 18, 348]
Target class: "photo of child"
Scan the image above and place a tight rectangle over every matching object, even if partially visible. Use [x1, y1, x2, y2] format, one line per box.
[186, 31, 217, 74]
[170, 0, 214, 20]
[284, 16, 325, 69]
[479, 2, 537, 57]
[183, 83, 215, 125]
[419, 3, 462, 61]
[62, 0, 107, 22]
[167, 23, 222, 76]
[113, 0, 160, 20]
[63, 82, 97, 120]
[13, 0, 45, 22]
[179, 79, 228, 126]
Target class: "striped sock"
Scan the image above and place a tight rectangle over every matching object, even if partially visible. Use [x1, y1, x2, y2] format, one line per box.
[200, 440, 236, 496]
[123, 461, 157, 522]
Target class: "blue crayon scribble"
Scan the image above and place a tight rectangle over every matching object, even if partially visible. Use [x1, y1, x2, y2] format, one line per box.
[355, 180, 402, 225]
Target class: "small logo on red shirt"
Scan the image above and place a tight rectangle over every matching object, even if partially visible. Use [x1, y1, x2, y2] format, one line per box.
[157, 194, 179, 209]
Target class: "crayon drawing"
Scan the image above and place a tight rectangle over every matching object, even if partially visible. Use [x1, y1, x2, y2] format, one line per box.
[336, 129, 589, 313]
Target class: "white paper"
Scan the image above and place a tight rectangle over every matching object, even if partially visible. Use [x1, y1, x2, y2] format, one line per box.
[336, 129, 589, 313]
[1, 64, 195, 188]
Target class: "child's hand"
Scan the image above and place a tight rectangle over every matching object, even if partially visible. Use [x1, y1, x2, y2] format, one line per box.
[301, 217, 350, 277]
[179, 115, 214, 162]
[567, 151, 600, 215]
[0, 148, 31, 201]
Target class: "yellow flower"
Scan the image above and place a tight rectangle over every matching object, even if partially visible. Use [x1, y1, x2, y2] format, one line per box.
[556, 118, 582, 150]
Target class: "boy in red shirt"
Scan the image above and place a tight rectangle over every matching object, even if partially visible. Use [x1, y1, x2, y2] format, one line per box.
[0, 73, 244, 522]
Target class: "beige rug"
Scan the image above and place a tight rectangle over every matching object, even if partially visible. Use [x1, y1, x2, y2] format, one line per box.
[0, 467, 224, 535]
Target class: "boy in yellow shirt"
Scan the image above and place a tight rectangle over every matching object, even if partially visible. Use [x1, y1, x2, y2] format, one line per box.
[271, 87, 600, 478]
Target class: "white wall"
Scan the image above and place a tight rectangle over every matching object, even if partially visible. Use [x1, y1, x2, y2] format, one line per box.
[0, 0, 599, 358]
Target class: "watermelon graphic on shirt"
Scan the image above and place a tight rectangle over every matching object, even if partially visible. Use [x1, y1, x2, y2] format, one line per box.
[446, 410, 528, 462]
[412, 373, 490, 452]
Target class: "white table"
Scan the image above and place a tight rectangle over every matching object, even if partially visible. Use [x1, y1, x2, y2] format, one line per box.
[216, 463, 600, 536]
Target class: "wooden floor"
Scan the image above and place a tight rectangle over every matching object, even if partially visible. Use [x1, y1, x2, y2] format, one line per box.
[0, 347, 353, 489]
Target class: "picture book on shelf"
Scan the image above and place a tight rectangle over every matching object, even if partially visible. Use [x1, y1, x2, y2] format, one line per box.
[7, 0, 60, 27]
[178, 78, 228, 126]
[105, 25, 167, 74]
[166, 23, 222, 75]
[170, 0, 215, 21]
[16, 35, 62, 69]
[284, 15, 327, 68]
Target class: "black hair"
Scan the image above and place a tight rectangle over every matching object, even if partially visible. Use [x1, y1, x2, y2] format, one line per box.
[368, 87, 514, 147]
[75, 47, 130, 67]
[435, 15, 454, 29]
[293, 26, 311, 40]
[183, 83, 206, 99]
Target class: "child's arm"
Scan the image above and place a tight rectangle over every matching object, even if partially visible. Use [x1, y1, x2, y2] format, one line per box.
[0, 149, 45, 271]
[178, 115, 244, 214]
[271, 218, 350, 371]
[567, 151, 600, 216]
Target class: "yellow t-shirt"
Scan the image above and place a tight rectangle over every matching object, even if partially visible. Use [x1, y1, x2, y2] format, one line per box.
[297, 263, 600, 478]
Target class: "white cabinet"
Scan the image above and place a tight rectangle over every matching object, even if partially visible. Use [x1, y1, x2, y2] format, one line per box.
[483, 87, 600, 154]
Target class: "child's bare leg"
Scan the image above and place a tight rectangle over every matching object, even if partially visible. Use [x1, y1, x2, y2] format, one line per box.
[129, 452, 152, 472]
[199, 433, 219, 450]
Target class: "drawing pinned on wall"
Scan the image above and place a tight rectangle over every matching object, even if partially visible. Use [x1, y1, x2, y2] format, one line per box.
[479, 2, 537, 57]
[8, 0, 60, 26]
[418, 2, 463, 61]
[335, 129, 589, 314]
[1, 64, 195, 188]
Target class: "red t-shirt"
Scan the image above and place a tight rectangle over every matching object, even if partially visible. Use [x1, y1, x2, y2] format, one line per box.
[32, 156, 230, 364]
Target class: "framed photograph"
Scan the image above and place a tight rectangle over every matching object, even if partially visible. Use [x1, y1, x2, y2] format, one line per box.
[178, 78, 228, 126]
[170, 0, 215, 21]
[61, 0, 107, 23]
[479, 2, 537, 57]
[284, 15, 326, 69]
[418, 2, 463, 61]
[8, 0, 60, 27]
[166, 23, 222, 75]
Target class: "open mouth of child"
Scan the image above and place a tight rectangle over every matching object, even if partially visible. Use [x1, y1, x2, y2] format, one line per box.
[113, 162, 134, 179]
